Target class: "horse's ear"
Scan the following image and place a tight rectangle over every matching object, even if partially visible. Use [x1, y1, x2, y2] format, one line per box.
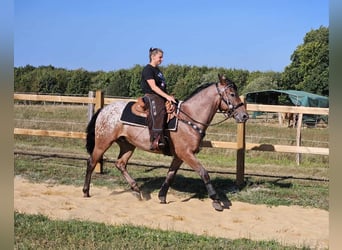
[218, 74, 226, 85]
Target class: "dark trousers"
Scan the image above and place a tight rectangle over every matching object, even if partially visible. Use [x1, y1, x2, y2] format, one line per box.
[143, 94, 166, 142]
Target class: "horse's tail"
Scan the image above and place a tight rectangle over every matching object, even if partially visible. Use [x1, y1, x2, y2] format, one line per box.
[85, 108, 102, 155]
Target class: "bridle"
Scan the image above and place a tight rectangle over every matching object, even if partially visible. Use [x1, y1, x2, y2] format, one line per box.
[215, 82, 244, 118]
[175, 82, 245, 138]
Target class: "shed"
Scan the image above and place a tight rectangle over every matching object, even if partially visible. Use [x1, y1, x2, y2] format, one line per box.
[245, 90, 329, 124]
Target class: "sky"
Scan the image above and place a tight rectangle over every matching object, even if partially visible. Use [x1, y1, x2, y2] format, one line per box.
[14, 0, 329, 72]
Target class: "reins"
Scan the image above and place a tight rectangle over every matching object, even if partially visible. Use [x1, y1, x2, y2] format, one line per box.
[177, 108, 230, 127]
[173, 82, 244, 137]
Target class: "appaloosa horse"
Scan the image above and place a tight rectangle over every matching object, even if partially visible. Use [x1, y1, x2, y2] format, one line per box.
[83, 74, 249, 211]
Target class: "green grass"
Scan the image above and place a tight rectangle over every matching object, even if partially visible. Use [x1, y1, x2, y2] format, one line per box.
[15, 212, 311, 250]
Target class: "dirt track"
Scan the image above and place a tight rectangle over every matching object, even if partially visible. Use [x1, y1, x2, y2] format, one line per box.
[14, 176, 328, 249]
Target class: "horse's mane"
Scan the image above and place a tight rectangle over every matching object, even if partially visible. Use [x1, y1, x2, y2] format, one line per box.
[183, 82, 215, 102]
[182, 77, 238, 102]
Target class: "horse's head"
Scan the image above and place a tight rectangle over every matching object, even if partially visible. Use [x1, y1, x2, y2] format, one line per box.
[216, 74, 249, 123]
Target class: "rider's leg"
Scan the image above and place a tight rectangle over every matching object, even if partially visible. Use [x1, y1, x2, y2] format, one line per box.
[144, 94, 166, 150]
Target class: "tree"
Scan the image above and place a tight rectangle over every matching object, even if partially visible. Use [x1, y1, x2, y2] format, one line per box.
[161, 64, 191, 95]
[173, 66, 208, 100]
[90, 71, 112, 92]
[14, 65, 37, 92]
[220, 68, 250, 91]
[128, 64, 144, 97]
[105, 69, 131, 97]
[66, 69, 91, 95]
[242, 75, 278, 94]
[38, 71, 58, 93]
[281, 26, 329, 96]
[201, 70, 221, 84]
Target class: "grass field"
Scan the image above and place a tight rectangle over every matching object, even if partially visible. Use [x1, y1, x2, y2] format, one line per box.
[14, 104, 328, 249]
[15, 212, 313, 250]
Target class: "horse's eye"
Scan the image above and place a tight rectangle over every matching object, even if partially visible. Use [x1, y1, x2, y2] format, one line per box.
[230, 93, 235, 97]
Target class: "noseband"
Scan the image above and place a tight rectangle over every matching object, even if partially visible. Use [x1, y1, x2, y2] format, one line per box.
[216, 82, 244, 118]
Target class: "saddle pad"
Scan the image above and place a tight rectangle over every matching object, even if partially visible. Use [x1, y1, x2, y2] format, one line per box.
[119, 101, 179, 131]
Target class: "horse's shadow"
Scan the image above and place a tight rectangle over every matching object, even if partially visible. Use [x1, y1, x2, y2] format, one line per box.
[106, 161, 294, 207]
[132, 172, 293, 206]
[135, 174, 236, 207]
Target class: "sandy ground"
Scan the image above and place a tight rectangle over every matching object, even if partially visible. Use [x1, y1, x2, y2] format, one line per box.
[14, 176, 328, 249]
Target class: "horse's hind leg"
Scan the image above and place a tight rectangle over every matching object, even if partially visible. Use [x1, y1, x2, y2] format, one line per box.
[83, 147, 106, 197]
[158, 157, 183, 203]
[115, 139, 140, 196]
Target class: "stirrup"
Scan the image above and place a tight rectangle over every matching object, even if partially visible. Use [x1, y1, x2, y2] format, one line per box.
[150, 137, 165, 151]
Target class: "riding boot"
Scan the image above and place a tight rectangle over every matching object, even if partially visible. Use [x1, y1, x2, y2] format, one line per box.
[144, 94, 167, 151]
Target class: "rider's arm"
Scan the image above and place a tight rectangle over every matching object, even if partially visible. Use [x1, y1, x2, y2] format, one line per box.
[146, 79, 176, 103]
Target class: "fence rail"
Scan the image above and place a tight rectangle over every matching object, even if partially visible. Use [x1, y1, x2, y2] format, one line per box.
[14, 91, 329, 185]
[247, 103, 329, 115]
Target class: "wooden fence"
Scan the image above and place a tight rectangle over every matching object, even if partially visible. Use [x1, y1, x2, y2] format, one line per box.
[14, 91, 329, 186]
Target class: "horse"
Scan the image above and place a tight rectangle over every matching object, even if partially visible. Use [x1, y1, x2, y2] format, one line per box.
[83, 74, 249, 211]
[281, 112, 298, 128]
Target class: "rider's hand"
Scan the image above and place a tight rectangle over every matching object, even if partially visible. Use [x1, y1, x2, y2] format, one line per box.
[167, 95, 176, 103]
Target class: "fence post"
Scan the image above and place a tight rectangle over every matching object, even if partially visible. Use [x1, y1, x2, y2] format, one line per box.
[94, 90, 104, 174]
[236, 96, 246, 187]
[296, 113, 303, 165]
[88, 91, 94, 122]
[278, 112, 283, 127]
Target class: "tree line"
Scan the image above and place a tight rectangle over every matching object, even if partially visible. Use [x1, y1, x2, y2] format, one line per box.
[14, 26, 328, 99]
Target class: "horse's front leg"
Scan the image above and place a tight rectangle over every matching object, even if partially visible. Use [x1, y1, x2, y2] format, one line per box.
[181, 152, 224, 211]
[198, 167, 225, 211]
[158, 157, 183, 204]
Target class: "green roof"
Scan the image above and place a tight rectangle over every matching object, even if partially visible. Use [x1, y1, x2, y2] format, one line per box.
[245, 90, 329, 108]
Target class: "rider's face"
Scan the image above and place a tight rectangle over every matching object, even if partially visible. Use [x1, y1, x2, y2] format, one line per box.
[151, 52, 163, 66]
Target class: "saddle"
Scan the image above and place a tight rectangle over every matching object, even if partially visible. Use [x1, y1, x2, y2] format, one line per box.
[131, 97, 147, 117]
[131, 97, 176, 122]
[120, 98, 181, 156]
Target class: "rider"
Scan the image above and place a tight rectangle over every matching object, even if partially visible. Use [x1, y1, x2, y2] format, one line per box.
[141, 47, 176, 151]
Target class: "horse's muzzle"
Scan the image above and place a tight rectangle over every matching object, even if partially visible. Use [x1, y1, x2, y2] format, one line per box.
[235, 112, 249, 123]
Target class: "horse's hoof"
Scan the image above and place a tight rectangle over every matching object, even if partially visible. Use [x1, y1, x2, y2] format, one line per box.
[159, 196, 167, 204]
[212, 200, 224, 211]
[221, 200, 231, 209]
[83, 193, 90, 198]
[131, 191, 142, 200]
[141, 190, 151, 200]
[218, 193, 232, 208]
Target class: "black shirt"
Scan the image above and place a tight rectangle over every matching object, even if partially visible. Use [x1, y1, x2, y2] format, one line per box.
[141, 64, 167, 94]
